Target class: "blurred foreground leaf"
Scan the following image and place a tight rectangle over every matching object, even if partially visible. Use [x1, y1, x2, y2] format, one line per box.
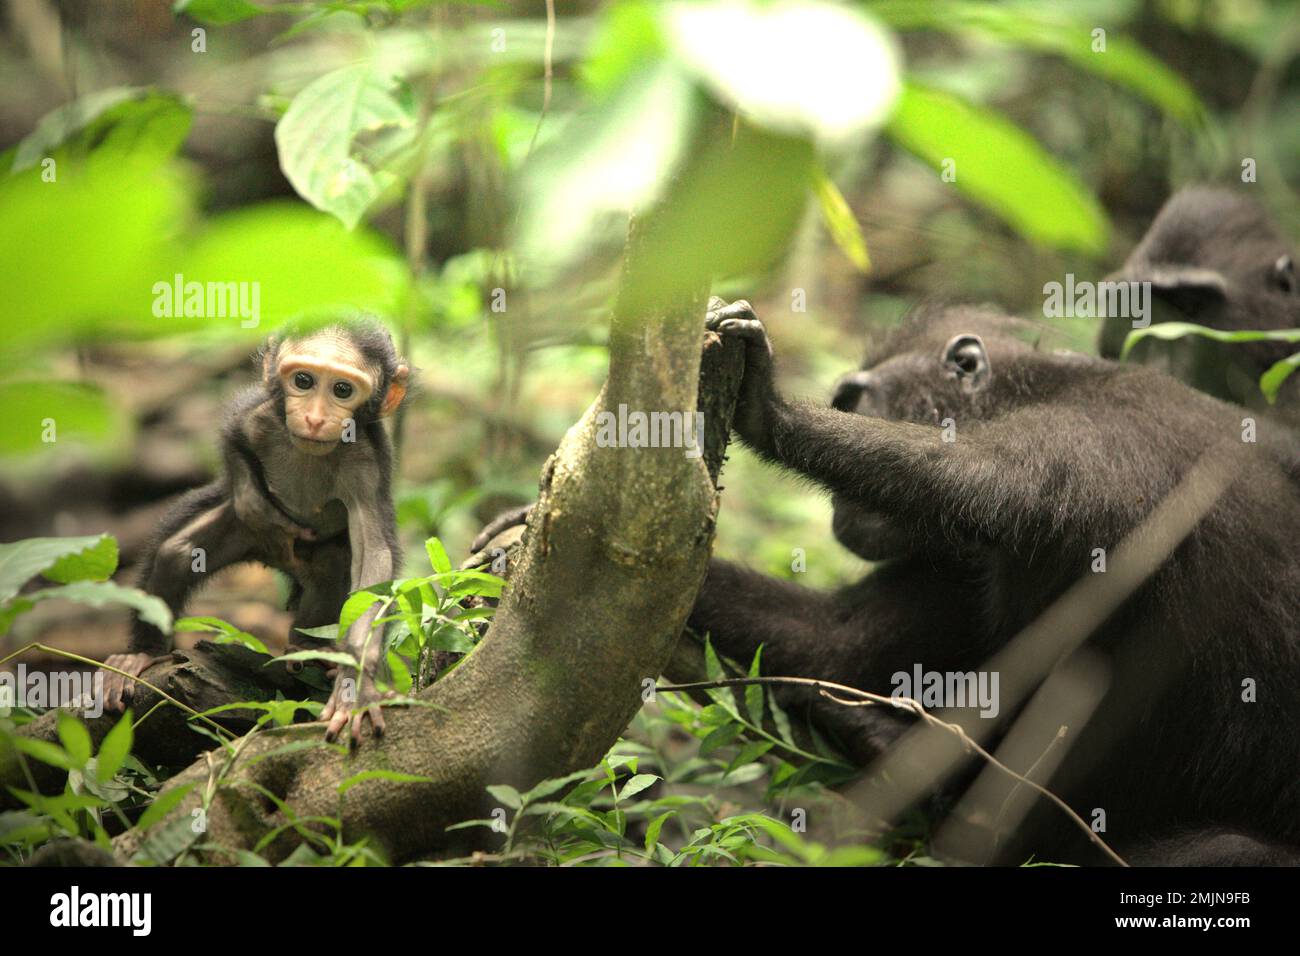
[886, 83, 1108, 254]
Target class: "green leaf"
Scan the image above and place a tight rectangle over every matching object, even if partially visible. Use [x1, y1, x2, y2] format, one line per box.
[726, 740, 774, 776]
[95, 710, 134, 783]
[174, 0, 267, 26]
[386, 650, 412, 694]
[698, 722, 742, 757]
[812, 166, 870, 272]
[1121, 321, 1300, 360]
[56, 711, 92, 768]
[10, 737, 76, 771]
[338, 590, 385, 637]
[885, 83, 1108, 254]
[275, 650, 357, 669]
[520, 769, 594, 804]
[338, 770, 433, 796]
[274, 63, 416, 229]
[424, 537, 452, 575]
[703, 636, 724, 683]
[1261, 350, 1300, 404]
[486, 784, 524, 810]
[176, 203, 404, 332]
[644, 810, 676, 853]
[135, 783, 195, 832]
[294, 623, 340, 642]
[618, 773, 660, 801]
[130, 812, 199, 865]
[12, 88, 192, 173]
[1, 581, 171, 637]
[745, 647, 765, 726]
[0, 534, 117, 603]
[0, 383, 118, 457]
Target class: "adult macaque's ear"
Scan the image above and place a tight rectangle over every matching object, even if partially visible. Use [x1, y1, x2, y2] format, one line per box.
[380, 365, 410, 416]
[943, 334, 990, 390]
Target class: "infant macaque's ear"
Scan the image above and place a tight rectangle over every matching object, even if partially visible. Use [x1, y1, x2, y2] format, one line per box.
[380, 365, 410, 416]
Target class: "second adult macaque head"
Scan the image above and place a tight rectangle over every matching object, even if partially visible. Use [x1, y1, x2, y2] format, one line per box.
[264, 322, 409, 456]
[828, 306, 1045, 426]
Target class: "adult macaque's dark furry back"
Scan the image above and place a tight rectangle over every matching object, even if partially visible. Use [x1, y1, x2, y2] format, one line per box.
[692, 299, 1300, 865]
[1100, 186, 1299, 410]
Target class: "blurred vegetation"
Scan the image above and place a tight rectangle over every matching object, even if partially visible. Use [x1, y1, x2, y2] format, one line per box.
[0, 0, 1297, 865]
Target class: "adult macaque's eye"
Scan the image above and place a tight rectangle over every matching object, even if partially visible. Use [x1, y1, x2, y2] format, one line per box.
[333, 381, 354, 400]
[294, 371, 315, 390]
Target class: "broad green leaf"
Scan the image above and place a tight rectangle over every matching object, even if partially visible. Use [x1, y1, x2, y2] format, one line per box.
[0, 162, 194, 351]
[424, 537, 452, 575]
[95, 710, 134, 783]
[885, 83, 1108, 254]
[274, 63, 416, 229]
[487, 784, 524, 810]
[618, 773, 660, 800]
[56, 711, 92, 768]
[2, 581, 171, 637]
[664, 0, 901, 145]
[0, 383, 118, 457]
[9, 737, 76, 771]
[13, 88, 192, 173]
[0, 535, 117, 603]
[176, 203, 404, 333]
[338, 590, 385, 636]
[812, 166, 870, 272]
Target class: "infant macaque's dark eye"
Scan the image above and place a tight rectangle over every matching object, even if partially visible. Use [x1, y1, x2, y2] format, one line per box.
[333, 381, 354, 400]
[294, 371, 314, 390]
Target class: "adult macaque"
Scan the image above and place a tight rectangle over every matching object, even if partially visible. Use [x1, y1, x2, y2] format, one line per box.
[691, 299, 1300, 864]
[1099, 187, 1300, 410]
[102, 321, 408, 743]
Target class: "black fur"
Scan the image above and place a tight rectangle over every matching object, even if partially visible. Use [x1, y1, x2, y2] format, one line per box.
[693, 300, 1300, 865]
[1100, 187, 1300, 409]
